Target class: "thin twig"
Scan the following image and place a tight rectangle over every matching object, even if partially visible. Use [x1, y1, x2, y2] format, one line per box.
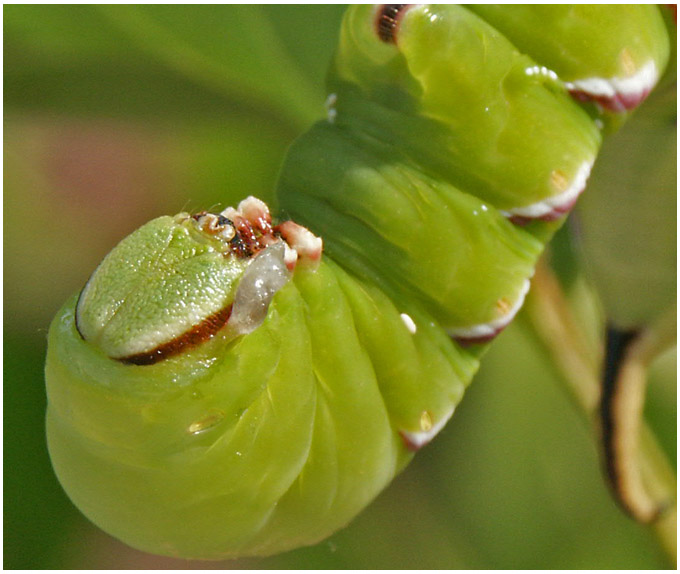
[523, 258, 677, 565]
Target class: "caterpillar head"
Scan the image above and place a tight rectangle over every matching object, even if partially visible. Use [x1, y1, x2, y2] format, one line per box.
[75, 197, 321, 366]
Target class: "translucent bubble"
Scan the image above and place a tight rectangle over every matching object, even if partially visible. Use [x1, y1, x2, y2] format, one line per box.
[229, 242, 291, 335]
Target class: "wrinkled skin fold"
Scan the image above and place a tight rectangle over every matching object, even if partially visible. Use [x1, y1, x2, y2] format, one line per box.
[47, 259, 474, 558]
[45, 5, 670, 560]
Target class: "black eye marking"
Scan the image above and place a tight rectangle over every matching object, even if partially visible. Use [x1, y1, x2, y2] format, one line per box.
[376, 4, 410, 44]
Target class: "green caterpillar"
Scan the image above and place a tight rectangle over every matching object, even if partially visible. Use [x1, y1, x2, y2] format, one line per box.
[45, 5, 670, 560]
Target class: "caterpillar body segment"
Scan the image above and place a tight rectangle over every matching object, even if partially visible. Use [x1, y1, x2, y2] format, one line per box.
[327, 5, 602, 218]
[468, 5, 670, 113]
[47, 249, 474, 559]
[278, 121, 544, 339]
[45, 5, 670, 560]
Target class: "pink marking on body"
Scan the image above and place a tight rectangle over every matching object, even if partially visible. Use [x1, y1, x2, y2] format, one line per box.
[238, 196, 273, 235]
[452, 325, 507, 347]
[196, 198, 324, 265]
[569, 87, 653, 113]
[449, 279, 531, 346]
[503, 160, 592, 225]
[277, 220, 323, 263]
[566, 60, 659, 113]
[507, 194, 581, 226]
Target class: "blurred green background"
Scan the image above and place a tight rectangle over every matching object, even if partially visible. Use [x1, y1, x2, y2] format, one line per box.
[4, 5, 675, 569]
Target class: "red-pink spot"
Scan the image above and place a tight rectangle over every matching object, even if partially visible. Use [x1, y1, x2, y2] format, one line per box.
[568, 87, 652, 113]
[451, 325, 505, 347]
[507, 194, 580, 226]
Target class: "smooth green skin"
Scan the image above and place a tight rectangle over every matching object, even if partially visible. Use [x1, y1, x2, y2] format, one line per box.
[76, 214, 249, 359]
[327, 5, 601, 212]
[279, 121, 543, 331]
[45, 4, 671, 561]
[576, 82, 676, 329]
[574, 11, 675, 329]
[47, 242, 476, 558]
[468, 5, 670, 85]
[280, 4, 601, 331]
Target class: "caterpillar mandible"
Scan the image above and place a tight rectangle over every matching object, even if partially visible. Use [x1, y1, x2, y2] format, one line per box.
[44, 5, 671, 560]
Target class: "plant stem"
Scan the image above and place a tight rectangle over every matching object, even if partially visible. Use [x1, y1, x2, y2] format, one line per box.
[523, 258, 677, 566]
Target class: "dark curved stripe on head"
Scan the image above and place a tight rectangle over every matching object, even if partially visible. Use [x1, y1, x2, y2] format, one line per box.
[376, 4, 410, 44]
[118, 305, 233, 366]
[74, 283, 88, 341]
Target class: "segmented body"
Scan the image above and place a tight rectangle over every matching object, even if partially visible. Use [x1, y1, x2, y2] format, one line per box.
[45, 5, 670, 560]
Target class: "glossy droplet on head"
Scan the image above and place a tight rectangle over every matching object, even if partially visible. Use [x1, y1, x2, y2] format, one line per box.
[228, 242, 292, 335]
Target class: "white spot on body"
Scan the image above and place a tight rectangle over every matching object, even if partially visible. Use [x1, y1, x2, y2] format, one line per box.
[400, 312, 417, 334]
[325, 93, 338, 123]
[565, 60, 657, 101]
[525, 65, 559, 82]
[565, 60, 658, 112]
